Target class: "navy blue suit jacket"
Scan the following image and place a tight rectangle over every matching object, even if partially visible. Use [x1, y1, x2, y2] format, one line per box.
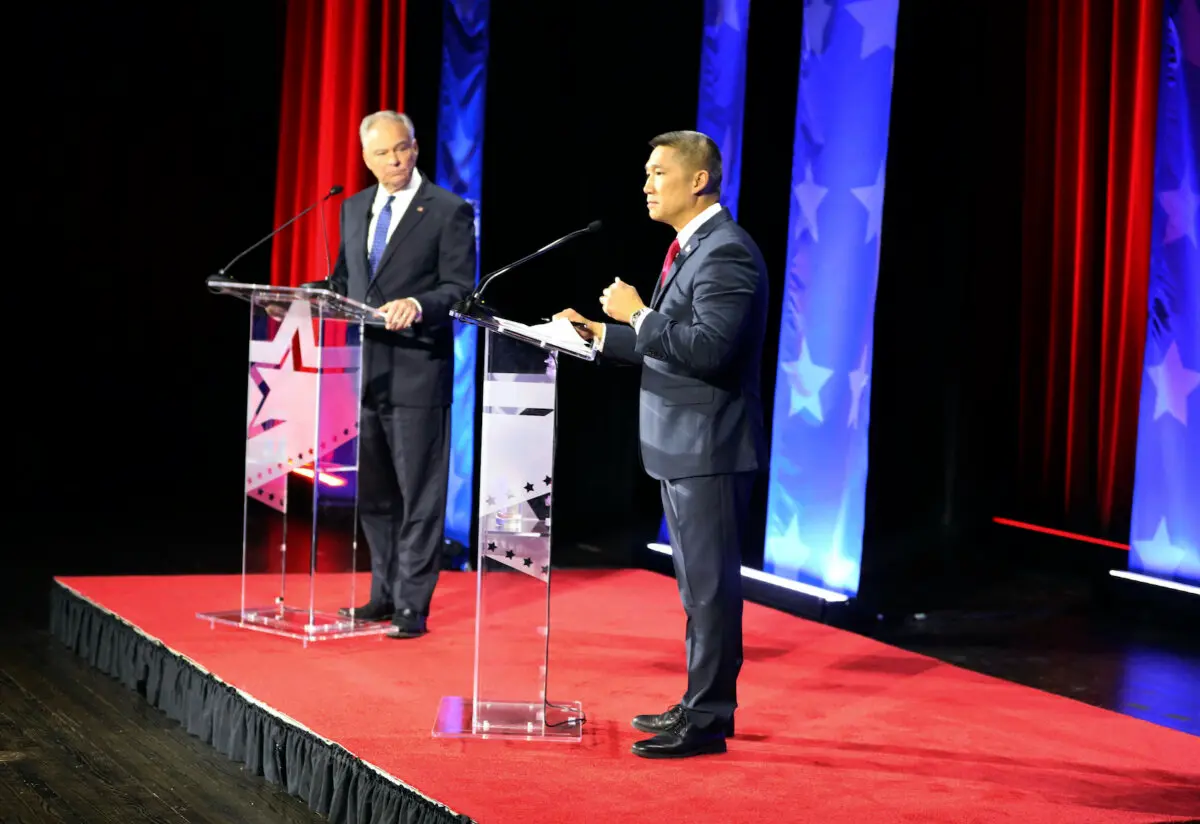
[327, 177, 475, 407]
[601, 208, 769, 481]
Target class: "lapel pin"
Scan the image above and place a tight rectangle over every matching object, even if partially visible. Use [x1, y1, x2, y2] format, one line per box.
[417, 206, 425, 213]
[684, 245, 691, 253]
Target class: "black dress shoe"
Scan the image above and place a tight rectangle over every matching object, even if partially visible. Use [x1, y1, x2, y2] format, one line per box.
[386, 608, 427, 638]
[631, 718, 727, 759]
[632, 704, 735, 737]
[338, 601, 393, 622]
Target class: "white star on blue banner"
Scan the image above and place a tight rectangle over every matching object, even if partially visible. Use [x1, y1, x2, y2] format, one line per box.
[1129, 0, 1200, 587]
[438, 0, 490, 550]
[763, 0, 900, 595]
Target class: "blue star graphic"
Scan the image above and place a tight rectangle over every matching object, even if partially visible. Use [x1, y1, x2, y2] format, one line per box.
[848, 345, 871, 428]
[851, 161, 887, 243]
[1133, 519, 1189, 576]
[793, 162, 828, 242]
[1158, 167, 1198, 247]
[846, 0, 900, 59]
[804, 0, 834, 55]
[710, 0, 742, 32]
[781, 337, 834, 422]
[446, 119, 476, 175]
[1147, 341, 1200, 425]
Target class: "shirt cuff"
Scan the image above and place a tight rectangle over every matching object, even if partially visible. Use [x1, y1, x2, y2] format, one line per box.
[595, 324, 606, 352]
[407, 297, 423, 322]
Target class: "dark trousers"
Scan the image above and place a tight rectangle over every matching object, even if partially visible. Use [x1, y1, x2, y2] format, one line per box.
[660, 472, 753, 730]
[357, 402, 449, 616]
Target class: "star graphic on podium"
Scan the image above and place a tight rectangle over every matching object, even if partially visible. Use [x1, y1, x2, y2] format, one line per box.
[505, 550, 515, 559]
[541, 565, 549, 574]
[524, 482, 534, 493]
[523, 557, 533, 567]
[485, 495, 496, 506]
[486, 541, 497, 553]
[543, 475, 552, 486]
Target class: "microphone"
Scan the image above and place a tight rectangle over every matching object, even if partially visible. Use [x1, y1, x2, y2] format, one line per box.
[206, 185, 344, 289]
[454, 220, 602, 315]
[318, 188, 337, 280]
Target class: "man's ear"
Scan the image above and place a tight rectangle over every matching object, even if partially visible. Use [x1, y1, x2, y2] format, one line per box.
[692, 169, 710, 195]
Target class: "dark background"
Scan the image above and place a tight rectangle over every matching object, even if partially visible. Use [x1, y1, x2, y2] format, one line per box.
[10, 0, 1125, 622]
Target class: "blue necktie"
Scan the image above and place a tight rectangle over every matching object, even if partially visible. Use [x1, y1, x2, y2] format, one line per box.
[368, 194, 395, 274]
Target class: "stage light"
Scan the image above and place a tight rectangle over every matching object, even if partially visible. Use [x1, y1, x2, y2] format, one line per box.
[646, 542, 849, 602]
[292, 467, 347, 487]
[1108, 570, 1200, 597]
[992, 517, 1130, 550]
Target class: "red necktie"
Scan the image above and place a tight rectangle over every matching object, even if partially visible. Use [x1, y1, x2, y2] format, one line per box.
[659, 238, 681, 286]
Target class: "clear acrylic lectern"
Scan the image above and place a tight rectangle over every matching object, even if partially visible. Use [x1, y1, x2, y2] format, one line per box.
[433, 306, 596, 742]
[197, 279, 392, 644]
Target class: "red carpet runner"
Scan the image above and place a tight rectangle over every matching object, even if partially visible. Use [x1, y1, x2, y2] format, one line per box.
[55, 570, 1200, 823]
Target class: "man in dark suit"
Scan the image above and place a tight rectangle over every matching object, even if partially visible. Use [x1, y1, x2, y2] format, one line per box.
[317, 111, 475, 638]
[556, 130, 768, 758]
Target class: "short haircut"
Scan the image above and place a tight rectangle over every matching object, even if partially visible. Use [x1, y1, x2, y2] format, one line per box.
[360, 110, 416, 145]
[649, 130, 722, 195]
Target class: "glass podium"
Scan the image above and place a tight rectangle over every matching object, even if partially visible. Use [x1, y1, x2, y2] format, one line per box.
[197, 279, 393, 645]
[433, 305, 596, 742]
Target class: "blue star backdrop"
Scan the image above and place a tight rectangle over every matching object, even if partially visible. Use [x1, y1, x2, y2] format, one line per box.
[437, 0, 489, 549]
[1129, 0, 1200, 587]
[658, 0, 752, 546]
[763, 0, 899, 596]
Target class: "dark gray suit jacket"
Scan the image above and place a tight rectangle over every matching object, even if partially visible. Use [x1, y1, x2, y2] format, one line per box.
[601, 208, 769, 481]
[327, 177, 475, 408]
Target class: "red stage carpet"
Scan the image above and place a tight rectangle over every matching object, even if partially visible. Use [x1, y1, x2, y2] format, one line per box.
[52, 571, 1199, 824]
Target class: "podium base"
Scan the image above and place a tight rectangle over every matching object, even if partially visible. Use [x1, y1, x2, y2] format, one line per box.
[432, 696, 584, 742]
[197, 605, 392, 645]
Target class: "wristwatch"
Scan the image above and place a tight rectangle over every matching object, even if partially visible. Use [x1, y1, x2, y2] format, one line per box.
[630, 307, 648, 329]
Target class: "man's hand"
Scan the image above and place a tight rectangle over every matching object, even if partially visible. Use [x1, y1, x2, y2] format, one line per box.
[380, 298, 420, 331]
[599, 278, 645, 324]
[264, 302, 288, 321]
[552, 308, 601, 341]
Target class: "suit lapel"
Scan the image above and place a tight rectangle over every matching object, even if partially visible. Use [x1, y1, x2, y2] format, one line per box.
[652, 239, 700, 309]
[373, 178, 432, 277]
[349, 188, 373, 269]
[650, 208, 732, 309]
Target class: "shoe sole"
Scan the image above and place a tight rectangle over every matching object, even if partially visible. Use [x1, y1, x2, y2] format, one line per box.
[631, 739, 728, 759]
[386, 629, 427, 638]
[339, 612, 394, 622]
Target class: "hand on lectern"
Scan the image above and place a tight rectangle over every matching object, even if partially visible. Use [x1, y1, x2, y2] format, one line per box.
[380, 298, 420, 331]
[265, 303, 288, 321]
[552, 308, 600, 341]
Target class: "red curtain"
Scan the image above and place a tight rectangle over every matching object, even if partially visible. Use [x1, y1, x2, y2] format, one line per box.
[271, 0, 407, 288]
[1018, 0, 1161, 535]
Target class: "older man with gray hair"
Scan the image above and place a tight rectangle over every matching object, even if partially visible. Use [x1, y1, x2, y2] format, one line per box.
[315, 110, 476, 638]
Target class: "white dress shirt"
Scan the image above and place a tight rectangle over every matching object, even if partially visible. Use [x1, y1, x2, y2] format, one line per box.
[369, 168, 424, 316]
[599, 201, 724, 348]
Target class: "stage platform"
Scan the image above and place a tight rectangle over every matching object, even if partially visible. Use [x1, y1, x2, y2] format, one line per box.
[51, 570, 1200, 824]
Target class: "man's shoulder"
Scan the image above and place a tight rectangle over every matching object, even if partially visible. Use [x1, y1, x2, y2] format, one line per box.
[421, 178, 472, 212]
[701, 218, 758, 253]
[695, 218, 766, 276]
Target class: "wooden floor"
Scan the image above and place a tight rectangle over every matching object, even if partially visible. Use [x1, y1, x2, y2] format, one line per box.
[0, 627, 325, 824]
